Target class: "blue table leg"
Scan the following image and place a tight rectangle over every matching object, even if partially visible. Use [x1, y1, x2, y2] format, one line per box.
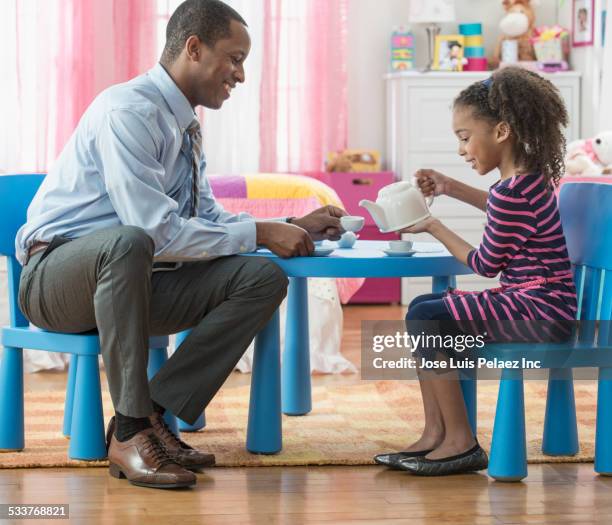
[432, 275, 456, 294]
[282, 277, 312, 416]
[247, 309, 282, 454]
[175, 330, 206, 432]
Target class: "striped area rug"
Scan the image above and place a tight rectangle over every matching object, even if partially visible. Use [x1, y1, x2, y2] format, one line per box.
[0, 381, 596, 468]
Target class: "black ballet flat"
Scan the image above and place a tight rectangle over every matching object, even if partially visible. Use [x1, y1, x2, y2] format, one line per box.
[396, 443, 488, 476]
[373, 449, 433, 469]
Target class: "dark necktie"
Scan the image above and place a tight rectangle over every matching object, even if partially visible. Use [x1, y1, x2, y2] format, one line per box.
[186, 120, 202, 217]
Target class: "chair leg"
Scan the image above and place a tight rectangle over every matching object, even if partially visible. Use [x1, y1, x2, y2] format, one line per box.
[147, 347, 180, 436]
[542, 368, 579, 456]
[0, 346, 24, 451]
[488, 368, 528, 481]
[63, 354, 78, 438]
[595, 367, 612, 475]
[175, 330, 206, 432]
[68, 354, 106, 460]
[460, 367, 477, 435]
[178, 413, 206, 432]
[247, 309, 282, 454]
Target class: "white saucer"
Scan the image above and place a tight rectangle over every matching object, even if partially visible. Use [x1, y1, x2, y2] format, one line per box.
[383, 249, 416, 257]
[312, 248, 335, 257]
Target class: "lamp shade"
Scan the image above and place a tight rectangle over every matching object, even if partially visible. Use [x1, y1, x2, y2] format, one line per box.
[408, 0, 456, 24]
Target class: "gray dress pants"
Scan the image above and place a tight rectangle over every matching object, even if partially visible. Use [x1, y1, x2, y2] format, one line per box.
[18, 225, 288, 423]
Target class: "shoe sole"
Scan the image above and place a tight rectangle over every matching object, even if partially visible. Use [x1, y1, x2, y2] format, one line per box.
[409, 464, 488, 476]
[183, 460, 216, 472]
[399, 458, 489, 476]
[109, 463, 196, 489]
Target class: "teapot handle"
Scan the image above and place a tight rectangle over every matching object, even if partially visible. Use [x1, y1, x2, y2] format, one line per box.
[411, 177, 435, 208]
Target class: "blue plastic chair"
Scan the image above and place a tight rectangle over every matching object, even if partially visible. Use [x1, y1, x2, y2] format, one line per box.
[0, 174, 187, 460]
[485, 182, 612, 481]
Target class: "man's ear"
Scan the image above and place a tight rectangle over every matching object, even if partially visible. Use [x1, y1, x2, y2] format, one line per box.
[495, 121, 512, 144]
[185, 35, 202, 62]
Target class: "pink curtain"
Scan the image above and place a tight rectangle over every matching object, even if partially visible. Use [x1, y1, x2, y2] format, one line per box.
[54, 0, 96, 157]
[259, 0, 282, 172]
[5, 0, 347, 174]
[259, 0, 348, 173]
[55, 0, 157, 158]
[2, 0, 157, 173]
[303, 0, 348, 171]
[112, 0, 157, 85]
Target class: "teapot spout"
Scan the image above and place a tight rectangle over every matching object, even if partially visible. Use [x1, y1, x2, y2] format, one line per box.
[359, 200, 388, 231]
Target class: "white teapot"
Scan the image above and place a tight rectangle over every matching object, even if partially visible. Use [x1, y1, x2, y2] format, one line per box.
[359, 180, 434, 233]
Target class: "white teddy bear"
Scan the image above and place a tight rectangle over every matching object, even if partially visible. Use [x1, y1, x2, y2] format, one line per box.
[565, 131, 612, 176]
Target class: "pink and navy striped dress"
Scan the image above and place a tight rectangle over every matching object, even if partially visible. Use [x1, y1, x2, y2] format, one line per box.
[443, 174, 577, 333]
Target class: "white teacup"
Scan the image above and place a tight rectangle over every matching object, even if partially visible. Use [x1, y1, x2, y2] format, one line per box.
[388, 240, 414, 252]
[340, 215, 365, 233]
[337, 231, 358, 248]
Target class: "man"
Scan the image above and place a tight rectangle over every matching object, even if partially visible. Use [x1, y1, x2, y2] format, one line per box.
[16, 0, 344, 489]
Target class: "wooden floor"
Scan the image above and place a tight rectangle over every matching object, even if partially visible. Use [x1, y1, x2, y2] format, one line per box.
[3, 305, 612, 524]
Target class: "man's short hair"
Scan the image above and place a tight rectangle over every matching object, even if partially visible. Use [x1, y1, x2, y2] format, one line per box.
[161, 0, 247, 64]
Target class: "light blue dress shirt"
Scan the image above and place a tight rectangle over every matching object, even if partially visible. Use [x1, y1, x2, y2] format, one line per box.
[15, 63, 258, 265]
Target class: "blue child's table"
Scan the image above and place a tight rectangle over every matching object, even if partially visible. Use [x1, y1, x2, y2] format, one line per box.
[243, 240, 473, 454]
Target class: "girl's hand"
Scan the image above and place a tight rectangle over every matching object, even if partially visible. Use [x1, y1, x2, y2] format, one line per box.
[399, 216, 440, 234]
[414, 169, 451, 198]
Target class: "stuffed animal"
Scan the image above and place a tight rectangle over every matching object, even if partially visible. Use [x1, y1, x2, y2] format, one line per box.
[326, 150, 381, 172]
[492, 0, 537, 68]
[565, 131, 612, 176]
[326, 151, 354, 172]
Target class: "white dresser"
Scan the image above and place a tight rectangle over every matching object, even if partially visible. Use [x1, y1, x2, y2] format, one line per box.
[384, 71, 581, 304]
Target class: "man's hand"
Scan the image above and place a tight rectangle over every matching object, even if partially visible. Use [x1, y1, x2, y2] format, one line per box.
[256, 222, 315, 258]
[291, 205, 346, 241]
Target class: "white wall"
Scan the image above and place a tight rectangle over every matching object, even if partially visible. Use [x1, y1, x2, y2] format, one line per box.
[558, 0, 608, 137]
[347, 0, 561, 160]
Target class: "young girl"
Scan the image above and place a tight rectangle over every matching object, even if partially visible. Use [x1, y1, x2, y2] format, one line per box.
[374, 67, 577, 476]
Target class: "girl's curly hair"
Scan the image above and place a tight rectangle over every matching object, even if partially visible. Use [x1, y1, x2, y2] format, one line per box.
[453, 67, 568, 188]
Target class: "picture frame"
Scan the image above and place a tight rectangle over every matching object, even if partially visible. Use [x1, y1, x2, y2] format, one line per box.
[572, 0, 595, 47]
[433, 34, 466, 71]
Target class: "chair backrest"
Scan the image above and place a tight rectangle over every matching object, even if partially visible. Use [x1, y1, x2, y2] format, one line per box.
[0, 174, 45, 257]
[559, 182, 612, 345]
[0, 174, 45, 327]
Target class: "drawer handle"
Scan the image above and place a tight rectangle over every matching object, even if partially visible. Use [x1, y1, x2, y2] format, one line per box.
[352, 178, 373, 186]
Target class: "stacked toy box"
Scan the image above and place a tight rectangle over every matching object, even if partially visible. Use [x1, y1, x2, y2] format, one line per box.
[460, 23, 488, 71]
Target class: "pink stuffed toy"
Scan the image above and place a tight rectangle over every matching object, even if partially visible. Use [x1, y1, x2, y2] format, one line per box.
[565, 131, 612, 176]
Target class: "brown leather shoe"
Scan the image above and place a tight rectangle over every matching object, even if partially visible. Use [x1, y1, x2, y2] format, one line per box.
[106, 424, 196, 489]
[149, 412, 216, 470]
